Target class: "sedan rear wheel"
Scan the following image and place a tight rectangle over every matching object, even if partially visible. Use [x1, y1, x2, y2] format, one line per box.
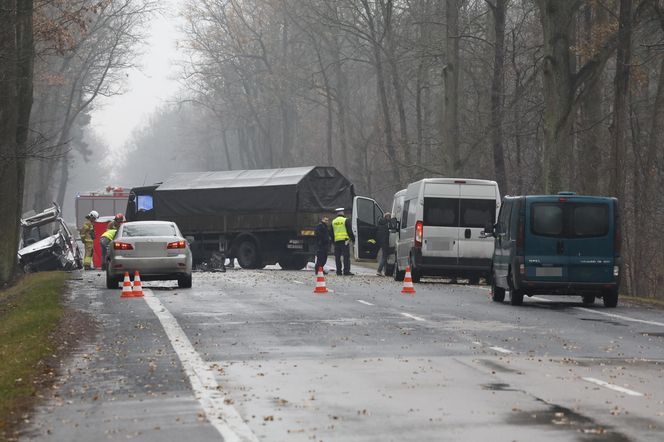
[106, 271, 119, 289]
[178, 273, 193, 288]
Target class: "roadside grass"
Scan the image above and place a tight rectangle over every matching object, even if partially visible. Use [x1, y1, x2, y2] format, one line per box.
[0, 272, 67, 439]
[621, 295, 664, 310]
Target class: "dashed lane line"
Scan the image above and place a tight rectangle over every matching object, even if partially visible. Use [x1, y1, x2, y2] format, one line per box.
[488, 346, 513, 354]
[401, 312, 426, 322]
[582, 377, 644, 397]
[531, 296, 664, 328]
[357, 300, 374, 306]
[292, 280, 304, 285]
[143, 289, 258, 442]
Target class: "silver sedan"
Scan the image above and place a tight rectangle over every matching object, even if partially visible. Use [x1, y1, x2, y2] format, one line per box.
[106, 221, 193, 289]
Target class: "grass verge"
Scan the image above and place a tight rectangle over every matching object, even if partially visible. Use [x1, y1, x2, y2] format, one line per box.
[621, 295, 664, 310]
[0, 272, 67, 439]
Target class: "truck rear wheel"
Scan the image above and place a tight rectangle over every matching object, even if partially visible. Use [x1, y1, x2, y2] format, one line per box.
[236, 239, 261, 269]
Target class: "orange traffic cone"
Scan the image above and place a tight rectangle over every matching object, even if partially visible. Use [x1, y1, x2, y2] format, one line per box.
[132, 271, 144, 297]
[401, 266, 416, 294]
[121, 272, 134, 298]
[314, 267, 329, 294]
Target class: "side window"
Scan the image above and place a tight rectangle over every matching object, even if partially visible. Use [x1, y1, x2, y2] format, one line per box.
[402, 200, 410, 228]
[408, 199, 417, 227]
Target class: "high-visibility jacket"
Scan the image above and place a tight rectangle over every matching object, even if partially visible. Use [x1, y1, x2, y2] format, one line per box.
[332, 216, 350, 242]
[101, 229, 117, 241]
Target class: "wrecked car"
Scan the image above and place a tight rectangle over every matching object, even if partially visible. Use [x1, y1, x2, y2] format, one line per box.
[17, 203, 82, 273]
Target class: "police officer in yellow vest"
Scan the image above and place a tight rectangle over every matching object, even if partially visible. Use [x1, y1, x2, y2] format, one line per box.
[331, 208, 355, 275]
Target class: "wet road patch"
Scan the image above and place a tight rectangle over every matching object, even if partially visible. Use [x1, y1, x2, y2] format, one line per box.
[579, 318, 627, 327]
[507, 403, 631, 441]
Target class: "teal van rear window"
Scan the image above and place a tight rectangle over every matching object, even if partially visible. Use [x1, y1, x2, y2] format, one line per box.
[532, 204, 563, 236]
[572, 204, 608, 237]
[531, 202, 610, 238]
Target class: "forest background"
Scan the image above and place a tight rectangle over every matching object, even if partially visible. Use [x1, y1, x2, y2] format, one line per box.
[1, 0, 663, 298]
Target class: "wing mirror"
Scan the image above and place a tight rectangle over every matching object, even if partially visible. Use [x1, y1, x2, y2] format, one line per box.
[389, 219, 400, 233]
[480, 222, 496, 238]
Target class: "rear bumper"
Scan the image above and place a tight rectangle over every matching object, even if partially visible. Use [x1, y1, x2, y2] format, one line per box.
[109, 255, 192, 278]
[412, 250, 491, 275]
[515, 279, 619, 295]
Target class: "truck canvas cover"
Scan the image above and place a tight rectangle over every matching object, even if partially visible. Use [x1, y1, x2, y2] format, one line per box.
[154, 166, 354, 216]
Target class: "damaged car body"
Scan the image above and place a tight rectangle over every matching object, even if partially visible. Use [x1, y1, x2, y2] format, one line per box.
[17, 203, 82, 273]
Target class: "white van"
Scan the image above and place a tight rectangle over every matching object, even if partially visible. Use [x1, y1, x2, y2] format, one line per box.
[390, 178, 500, 282]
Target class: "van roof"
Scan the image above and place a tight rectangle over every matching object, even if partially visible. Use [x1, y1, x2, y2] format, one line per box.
[505, 194, 616, 202]
[413, 178, 498, 186]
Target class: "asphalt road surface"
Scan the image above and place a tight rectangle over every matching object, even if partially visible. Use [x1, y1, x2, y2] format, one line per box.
[22, 265, 664, 441]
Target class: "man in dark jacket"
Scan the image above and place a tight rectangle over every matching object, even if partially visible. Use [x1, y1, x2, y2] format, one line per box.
[314, 216, 331, 274]
[376, 212, 392, 276]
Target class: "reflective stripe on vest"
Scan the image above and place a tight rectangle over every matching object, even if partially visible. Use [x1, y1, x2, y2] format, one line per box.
[101, 229, 117, 241]
[332, 216, 349, 242]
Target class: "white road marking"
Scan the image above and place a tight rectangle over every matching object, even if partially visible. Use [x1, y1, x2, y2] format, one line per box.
[292, 280, 304, 285]
[488, 346, 513, 354]
[401, 312, 426, 322]
[143, 290, 258, 442]
[357, 300, 374, 306]
[582, 377, 644, 397]
[531, 296, 664, 328]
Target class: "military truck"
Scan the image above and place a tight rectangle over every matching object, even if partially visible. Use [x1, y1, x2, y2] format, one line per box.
[125, 166, 355, 270]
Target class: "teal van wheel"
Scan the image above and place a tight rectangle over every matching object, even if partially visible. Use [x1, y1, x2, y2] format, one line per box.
[602, 289, 618, 308]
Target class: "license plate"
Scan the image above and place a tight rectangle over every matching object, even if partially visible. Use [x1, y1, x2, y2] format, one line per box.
[536, 267, 562, 277]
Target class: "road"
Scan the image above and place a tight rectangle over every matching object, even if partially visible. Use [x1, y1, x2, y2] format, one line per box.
[22, 265, 664, 441]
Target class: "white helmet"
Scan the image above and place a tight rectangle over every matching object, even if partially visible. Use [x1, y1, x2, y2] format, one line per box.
[88, 210, 99, 219]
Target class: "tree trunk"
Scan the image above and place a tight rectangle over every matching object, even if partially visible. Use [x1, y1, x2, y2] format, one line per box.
[578, 2, 605, 195]
[0, 0, 33, 284]
[609, 0, 632, 201]
[444, 0, 461, 173]
[487, 0, 507, 194]
[538, 0, 577, 193]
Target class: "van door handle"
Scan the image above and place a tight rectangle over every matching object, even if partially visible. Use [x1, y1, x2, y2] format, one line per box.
[556, 240, 564, 255]
[465, 229, 471, 239]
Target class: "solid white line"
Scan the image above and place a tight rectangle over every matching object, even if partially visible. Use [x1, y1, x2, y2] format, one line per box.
[143, 290, 258, 442]
[401, 312, 426, 322]
[582, 377, 644, 397]
[357, 300, 374, 306]
[531, 296, 664, 328]
[489, 346, 513, 354]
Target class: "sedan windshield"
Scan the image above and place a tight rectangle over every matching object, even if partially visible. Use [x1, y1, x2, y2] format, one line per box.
[121, 224, 177, 237]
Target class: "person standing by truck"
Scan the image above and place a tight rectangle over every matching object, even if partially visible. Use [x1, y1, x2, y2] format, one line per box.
[376, 212, 392, 276]
[331, 208, 355, 276]
[314, 216, 331, 274]
[79, 210, 98, 270]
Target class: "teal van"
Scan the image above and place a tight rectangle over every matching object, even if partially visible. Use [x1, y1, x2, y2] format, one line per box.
[487, 193, 621, 307]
